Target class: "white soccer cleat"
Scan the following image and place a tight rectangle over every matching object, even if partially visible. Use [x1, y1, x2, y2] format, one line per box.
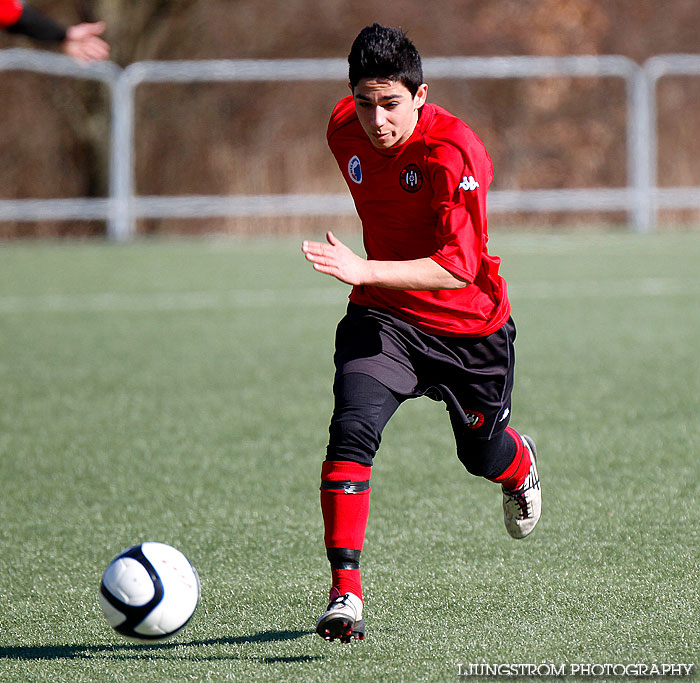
[502, 435, 541, 539]
[315, 591, 365, 643]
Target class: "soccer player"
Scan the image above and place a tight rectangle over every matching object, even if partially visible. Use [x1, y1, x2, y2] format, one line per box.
[0, 0, 109, 62]
[302, 24, 541, 644]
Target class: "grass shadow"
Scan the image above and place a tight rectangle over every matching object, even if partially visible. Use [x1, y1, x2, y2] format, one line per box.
[0, 630, 314, 661]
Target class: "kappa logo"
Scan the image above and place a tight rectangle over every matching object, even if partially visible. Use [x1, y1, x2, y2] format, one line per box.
[348, 155, 362, 184]
[459, 175, 480, 192]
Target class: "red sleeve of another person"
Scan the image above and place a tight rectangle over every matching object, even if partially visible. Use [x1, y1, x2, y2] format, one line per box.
[0, 0, 23, 27]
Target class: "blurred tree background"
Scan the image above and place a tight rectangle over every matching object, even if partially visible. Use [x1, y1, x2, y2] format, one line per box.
[1, 0, 699, 237]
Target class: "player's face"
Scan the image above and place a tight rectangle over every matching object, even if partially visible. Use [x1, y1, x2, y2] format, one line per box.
[352, 78, 428, 149]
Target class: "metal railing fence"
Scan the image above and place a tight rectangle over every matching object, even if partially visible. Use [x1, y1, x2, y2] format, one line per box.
[644, 55, 700, 221]
[1, 49, 699, 239]
[0, 50, 119, 228]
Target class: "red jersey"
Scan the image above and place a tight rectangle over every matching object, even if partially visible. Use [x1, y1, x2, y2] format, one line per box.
[327, 95, 510, 337]
[0, 0, 22, 27]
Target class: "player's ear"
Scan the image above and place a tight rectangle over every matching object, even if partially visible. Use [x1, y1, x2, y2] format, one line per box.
[348, 81, 354, 93]
[414, 83, 428, 108]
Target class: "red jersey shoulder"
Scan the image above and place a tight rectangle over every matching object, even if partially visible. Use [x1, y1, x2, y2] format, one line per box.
[327, 95, 358, 143]
[420, 104, 494, 187]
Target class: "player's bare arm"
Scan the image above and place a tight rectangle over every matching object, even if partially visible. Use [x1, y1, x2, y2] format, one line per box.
[302, 231, 468, 290]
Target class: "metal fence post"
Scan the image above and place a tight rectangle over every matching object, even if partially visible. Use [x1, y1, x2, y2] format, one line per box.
[108, 66, 136, 241]
[628, 67, 653, 232]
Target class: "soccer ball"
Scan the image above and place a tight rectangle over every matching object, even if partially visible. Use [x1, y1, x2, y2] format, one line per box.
[99, 542, 200, 641]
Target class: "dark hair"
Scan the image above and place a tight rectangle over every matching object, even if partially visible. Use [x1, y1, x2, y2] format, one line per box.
[348, 24, 423, 96]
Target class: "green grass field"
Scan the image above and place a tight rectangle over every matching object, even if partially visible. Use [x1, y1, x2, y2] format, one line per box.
[0, 231, 698, 682]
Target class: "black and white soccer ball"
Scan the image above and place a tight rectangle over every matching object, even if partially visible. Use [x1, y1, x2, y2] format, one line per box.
[99, 542, 200, 641]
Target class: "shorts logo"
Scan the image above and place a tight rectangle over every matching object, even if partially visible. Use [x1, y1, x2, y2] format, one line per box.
[400, 164, 423, 193]
[464, 410, 485, 429]
[348, 155, 362, 184]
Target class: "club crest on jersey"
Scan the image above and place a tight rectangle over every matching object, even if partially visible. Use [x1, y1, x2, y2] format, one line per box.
[463, 410, 485, 429]
[348, 155, 362, 184]
[400, 164, 423, 193]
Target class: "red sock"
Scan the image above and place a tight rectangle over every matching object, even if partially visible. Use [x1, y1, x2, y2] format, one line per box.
[489, 427, 531, 490]
[329, 570, 363, 602]
[320, 460, 371, 601]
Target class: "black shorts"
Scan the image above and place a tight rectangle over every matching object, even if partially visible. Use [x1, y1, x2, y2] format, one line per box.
[330, 303, 515, 459]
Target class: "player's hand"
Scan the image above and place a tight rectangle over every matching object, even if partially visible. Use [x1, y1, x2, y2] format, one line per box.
[62, 22, 110, 63]
[301, 231, 370, 286]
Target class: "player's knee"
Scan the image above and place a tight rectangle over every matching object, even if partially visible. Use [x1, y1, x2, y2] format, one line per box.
[327, 416, 379, 465]
[458, 449, 493, 477]
[456, 433, 508, 479]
